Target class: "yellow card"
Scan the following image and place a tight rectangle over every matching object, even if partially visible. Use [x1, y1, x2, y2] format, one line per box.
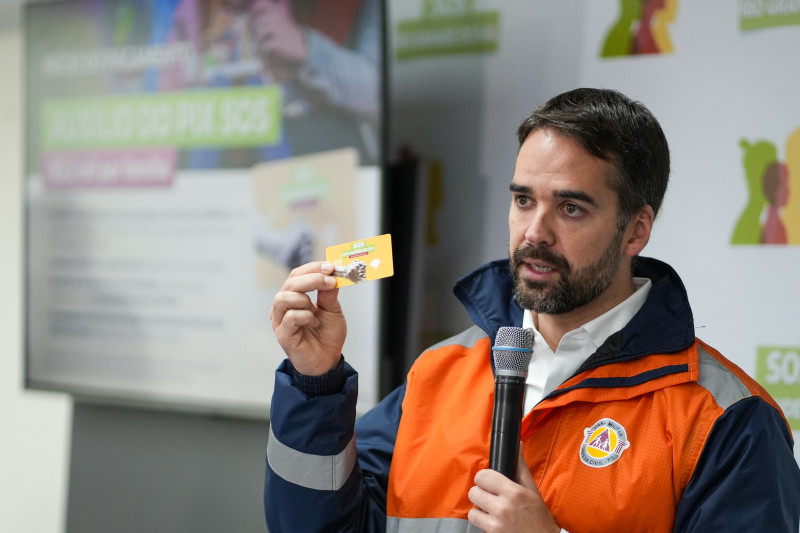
[326, 234, 394, 287]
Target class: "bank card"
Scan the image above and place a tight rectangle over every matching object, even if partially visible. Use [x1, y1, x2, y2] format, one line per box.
[326, 234, 394, 287]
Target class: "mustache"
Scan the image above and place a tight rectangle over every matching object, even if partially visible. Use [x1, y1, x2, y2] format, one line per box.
[510, 244, 570, 272]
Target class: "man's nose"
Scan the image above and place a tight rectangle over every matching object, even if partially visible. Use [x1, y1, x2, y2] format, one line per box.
[523, 209, 555, 247]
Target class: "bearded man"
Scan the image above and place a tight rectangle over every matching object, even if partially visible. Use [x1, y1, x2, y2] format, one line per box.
[265, 88, 800, 533]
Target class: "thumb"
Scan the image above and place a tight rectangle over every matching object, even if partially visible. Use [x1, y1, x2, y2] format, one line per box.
[316, 286, 342, 313]
[516, 443, 536, 491]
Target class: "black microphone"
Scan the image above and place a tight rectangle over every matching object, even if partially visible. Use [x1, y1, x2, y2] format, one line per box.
[489, 326, 533, 479]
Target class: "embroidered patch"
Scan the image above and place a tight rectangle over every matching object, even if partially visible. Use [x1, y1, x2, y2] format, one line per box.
[579, 418, 630, 468]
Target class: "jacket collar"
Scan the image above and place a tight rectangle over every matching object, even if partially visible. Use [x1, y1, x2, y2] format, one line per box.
[453, 258, 522, 344]
[453, 256, 696, 363]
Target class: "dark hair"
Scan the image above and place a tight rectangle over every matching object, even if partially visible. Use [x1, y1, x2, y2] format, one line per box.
[517, 88, 670, 230]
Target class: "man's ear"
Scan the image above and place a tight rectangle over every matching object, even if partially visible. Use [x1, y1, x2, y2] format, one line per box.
[624, 205, 654, 257]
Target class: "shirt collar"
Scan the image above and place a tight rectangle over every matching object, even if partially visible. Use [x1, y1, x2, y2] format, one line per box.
[581, 277, 652, 348]
[522, 277, 652, 351]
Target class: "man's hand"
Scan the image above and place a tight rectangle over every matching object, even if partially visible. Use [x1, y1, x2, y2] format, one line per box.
[467, 447, 560, 533]
[249, 0, 307, 81]
[270, 261, 346, 376]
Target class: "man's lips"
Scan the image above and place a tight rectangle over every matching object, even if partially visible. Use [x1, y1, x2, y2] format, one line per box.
[511, 244, 570, 281]
[522, 260, 559, 280]
[526, 261, 556, 273]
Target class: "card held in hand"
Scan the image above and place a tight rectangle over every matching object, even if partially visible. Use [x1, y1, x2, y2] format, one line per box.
[326, 234, 394, 287]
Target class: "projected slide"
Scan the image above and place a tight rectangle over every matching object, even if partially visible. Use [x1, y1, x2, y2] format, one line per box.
[24, 0, 384, 416]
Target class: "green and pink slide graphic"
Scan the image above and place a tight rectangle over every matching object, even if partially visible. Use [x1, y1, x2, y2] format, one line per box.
[600, 0, 678, 57]
[732, 129, 800, 245]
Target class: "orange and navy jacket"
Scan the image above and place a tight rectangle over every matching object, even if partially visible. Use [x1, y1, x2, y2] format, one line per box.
[264, 257, 800, 532]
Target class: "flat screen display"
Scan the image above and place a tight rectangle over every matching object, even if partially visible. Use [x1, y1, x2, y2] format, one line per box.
[24, 0, 385, 417]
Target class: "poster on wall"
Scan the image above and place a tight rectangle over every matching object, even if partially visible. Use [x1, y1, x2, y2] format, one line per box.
[579, 0, 800, 447]
[24, 0, 385, 417]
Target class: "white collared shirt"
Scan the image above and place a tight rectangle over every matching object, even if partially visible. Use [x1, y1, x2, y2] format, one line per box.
[522, 277, 652, 413]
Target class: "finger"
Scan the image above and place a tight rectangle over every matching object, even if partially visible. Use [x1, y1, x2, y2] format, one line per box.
[281, 265, 336, 294]
[253, 20, 279, 47]
[316, 286, 341, 312]
[278, 307, 321, 334]
[271, 293, 317, 331]
[468, 483, 490, 509]
[467, 484, 497, 532]
[280, 272, 335, 294]
[286, 261, 334, 279]
[473, 467, 510, 496]
[516, 444, 536, 491]
[250, 0, 279, 17]
[272, 287, 314, 310]
[467, 506, 493, 532]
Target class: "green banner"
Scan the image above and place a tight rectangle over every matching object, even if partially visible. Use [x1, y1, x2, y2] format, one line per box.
[757, 346, 800, 430]
[395, 11, 499, 60]
[740, 0, 800, 30]
[42, 86, 282, 149]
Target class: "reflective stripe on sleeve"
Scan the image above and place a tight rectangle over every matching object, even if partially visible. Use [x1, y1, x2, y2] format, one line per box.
[696, 346, 751, 409]
[387, 517, 482, 533]
[267, 424, 357, 491]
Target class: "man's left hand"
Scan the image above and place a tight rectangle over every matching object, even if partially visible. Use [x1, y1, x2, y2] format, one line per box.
[467, 447, 560, 533]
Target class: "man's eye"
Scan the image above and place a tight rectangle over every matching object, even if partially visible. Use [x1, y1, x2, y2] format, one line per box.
[563, 203, 583, 217]
[514, 195, 530, 207]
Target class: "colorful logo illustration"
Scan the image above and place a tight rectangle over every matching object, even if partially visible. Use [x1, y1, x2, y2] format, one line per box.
[601, 0, 678, 57]
[579, 418, 631, 468]
[731, 129, 800, 245]
[757, 347, 800, 431]
[740, 0, 800, 31]
[395, 0, 499, 60]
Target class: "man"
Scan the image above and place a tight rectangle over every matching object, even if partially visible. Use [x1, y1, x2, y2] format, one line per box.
[247, 0, 382, 164]
[265, 88, 800, 532]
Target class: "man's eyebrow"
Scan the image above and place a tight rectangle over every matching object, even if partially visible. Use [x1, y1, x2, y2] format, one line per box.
[509, 183, 597, 206]
[509, 182, 531, 194]
[554, 189, 597, 206]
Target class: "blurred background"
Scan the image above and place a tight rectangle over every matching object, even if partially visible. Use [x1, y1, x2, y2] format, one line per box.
[3, 1, 800, 531]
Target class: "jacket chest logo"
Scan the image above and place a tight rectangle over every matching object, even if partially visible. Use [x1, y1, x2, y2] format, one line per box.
[579, 418, 630, 468]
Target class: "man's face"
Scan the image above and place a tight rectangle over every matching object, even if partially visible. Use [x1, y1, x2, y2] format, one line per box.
[508, 129, 630, 315]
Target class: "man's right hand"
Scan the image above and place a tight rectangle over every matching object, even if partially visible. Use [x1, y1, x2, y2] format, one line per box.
[249, 0, 307, 81]
[270, 261, 346, 376]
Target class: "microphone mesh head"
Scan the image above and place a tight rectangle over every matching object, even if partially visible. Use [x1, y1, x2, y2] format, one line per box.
[492, 327, 533, 373]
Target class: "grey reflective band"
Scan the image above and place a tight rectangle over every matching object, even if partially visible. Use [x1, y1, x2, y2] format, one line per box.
[425, 325, 487, 353]
[387, 516, 482, 533]
[267, 425, 357, 491]
[696, 345, 752, 409]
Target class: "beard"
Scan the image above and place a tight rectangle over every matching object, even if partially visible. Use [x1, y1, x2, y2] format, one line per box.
[510, 229, 625, 314]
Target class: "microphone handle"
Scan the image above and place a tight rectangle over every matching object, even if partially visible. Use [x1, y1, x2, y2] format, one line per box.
[489, 375, 526, 479]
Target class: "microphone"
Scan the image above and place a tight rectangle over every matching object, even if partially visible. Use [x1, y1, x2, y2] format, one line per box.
[489, 326, 533, 479]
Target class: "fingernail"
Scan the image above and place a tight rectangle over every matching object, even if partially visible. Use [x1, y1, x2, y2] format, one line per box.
[321, 262, 333, 272]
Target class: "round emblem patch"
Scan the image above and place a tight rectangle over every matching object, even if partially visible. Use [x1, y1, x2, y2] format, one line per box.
[579, 418, 630, 468]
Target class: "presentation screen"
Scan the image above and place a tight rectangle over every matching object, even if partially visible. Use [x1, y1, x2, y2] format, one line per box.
[24, 0, 385, 417]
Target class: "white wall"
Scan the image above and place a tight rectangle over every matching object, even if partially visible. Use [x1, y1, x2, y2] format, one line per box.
[0, 21, 71, 533]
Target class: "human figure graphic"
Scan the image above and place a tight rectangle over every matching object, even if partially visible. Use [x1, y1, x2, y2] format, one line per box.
[784, 127, 800, 244]
[247, 0, 382, 164]
[731, 139, 776, 244]
[601, 0, 641, 57]
[761, 161, 789, 244]
[604, 0, 677, 57]
[145, 0, 381, 168]
[651, 0, 678, 53]
[633, 0, 665, 54]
